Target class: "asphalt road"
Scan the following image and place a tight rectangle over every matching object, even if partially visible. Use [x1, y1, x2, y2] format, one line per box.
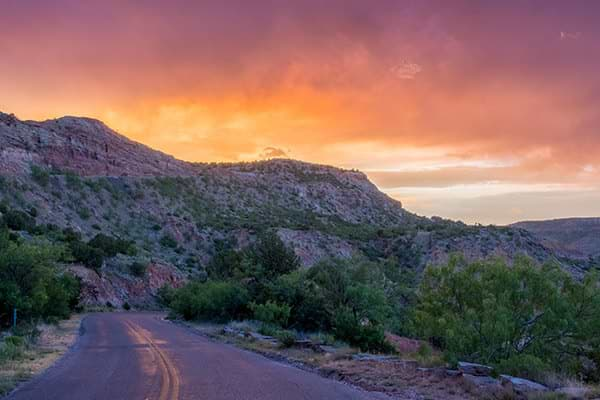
[8, 313, 389, 400]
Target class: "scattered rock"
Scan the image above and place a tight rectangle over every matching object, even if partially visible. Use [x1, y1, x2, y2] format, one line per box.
[461, 374, 508, 399]
[352, 353, 400, 362]
[458, 361, 494, 376]
[247, 332, 275, 341]
[222, 327, 239, 335]
[317, 345, 338, 354]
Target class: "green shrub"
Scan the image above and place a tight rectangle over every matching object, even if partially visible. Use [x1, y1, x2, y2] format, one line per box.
[30, 165, 50, 187]
[159, 234, 177, 248]
[88, 234, 135, 257]
[275, 330, 297, 348]
[157, 285, 176, 307]
[77, 206, 91, 220]
[251, 301, 291, 327]
[4, 336, 24, 347]
[333, 308, 394, 353]
[0, 341, 23, 362]
[206, 241, 243, 280]
[65, 172, 83, 190]
[248, 231, 300, 276]
[258, 323, 278, 336]
[122, 302, 131, 311]
[495, 354, 550, 383]
[70, 241, 104, 272]
[170, 281, 249, 322]
[2, 209, 35, 232]
[129, 261, 148, 277]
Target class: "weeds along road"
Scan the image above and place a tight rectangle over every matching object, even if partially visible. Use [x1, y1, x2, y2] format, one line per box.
[7, 313, 390, 400]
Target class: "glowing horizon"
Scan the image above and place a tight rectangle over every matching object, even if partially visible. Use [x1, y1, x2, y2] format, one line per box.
[2, 1, 600, 225]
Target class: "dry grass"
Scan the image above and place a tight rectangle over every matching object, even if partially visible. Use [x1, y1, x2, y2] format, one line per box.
[0, 315, 82, 397]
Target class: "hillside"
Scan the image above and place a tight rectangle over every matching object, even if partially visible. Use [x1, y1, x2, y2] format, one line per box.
[0, 111, 591, 307]
[512, 218, 600, 261]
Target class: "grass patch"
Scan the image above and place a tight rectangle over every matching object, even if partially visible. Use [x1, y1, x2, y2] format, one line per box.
[0, 315, 82, 396]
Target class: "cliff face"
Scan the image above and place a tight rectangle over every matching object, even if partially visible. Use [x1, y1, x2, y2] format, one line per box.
[0, 111, 590, 306]
[0, 112, 192, 176]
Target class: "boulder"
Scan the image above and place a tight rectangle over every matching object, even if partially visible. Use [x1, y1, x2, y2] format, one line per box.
[500, 375, 548, 397]
[458, 361, 494, 376]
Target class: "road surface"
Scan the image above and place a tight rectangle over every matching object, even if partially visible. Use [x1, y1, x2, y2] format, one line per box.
[8, 313, 389, 400]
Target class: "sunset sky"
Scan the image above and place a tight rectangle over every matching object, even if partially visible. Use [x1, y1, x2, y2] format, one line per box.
[2, 0, 599, 224]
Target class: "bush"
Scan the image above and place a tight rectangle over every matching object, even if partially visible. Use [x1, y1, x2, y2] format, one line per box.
[333, 308, 395, 353]
[65, 172, 83, 190]
[159, 234, 177, 248]
[2, 209, 35, 232]
[30, 165, 50, 187]
[275, 330, 297, 348]
[495, 354, 550, 383]
[4, 336, 24, 347]
[157, 285, 176, 307]
[122, 302, 131, 311]
[130, 261, 148, 277]
[206, 240, 243, 280]
[68, 234, 135, 272]
[70, 241, 104, 272]
[88, 234, 135, 257]
[0, 341, 23, 362]
[258, 323, 278, 336]
[170, 281, 249, 322]
[414, 255, 600, 380]
[251, 301, 290, 327]
[249, 231, 300, 276]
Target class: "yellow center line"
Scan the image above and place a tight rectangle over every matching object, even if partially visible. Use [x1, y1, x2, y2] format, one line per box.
[125, 320, 181, 400]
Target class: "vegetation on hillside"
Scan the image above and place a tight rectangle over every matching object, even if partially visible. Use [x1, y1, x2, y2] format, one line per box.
[166, 231, 416, 353]
[166, 236, 600, 383]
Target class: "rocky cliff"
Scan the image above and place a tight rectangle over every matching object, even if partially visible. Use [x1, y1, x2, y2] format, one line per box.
[0, 111, 591, 306]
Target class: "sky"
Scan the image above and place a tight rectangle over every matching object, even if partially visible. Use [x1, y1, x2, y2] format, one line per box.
[1, 0, 599, 225]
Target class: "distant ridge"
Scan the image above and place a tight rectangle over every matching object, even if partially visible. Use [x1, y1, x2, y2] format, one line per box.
[512, 217, 600, 260]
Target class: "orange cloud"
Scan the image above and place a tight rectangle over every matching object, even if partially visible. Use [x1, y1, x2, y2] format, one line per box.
[1, 1, 600, 223]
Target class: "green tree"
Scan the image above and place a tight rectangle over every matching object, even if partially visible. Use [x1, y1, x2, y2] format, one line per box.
[0, 239, 79, 326]
[249, 231, 300, 277]
[414, 255, 600, 379]
[206, 240, 243, 280]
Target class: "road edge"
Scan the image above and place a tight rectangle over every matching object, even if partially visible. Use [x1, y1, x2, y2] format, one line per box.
[167, 318, 393, 399]
[2, 314, 87, 400]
